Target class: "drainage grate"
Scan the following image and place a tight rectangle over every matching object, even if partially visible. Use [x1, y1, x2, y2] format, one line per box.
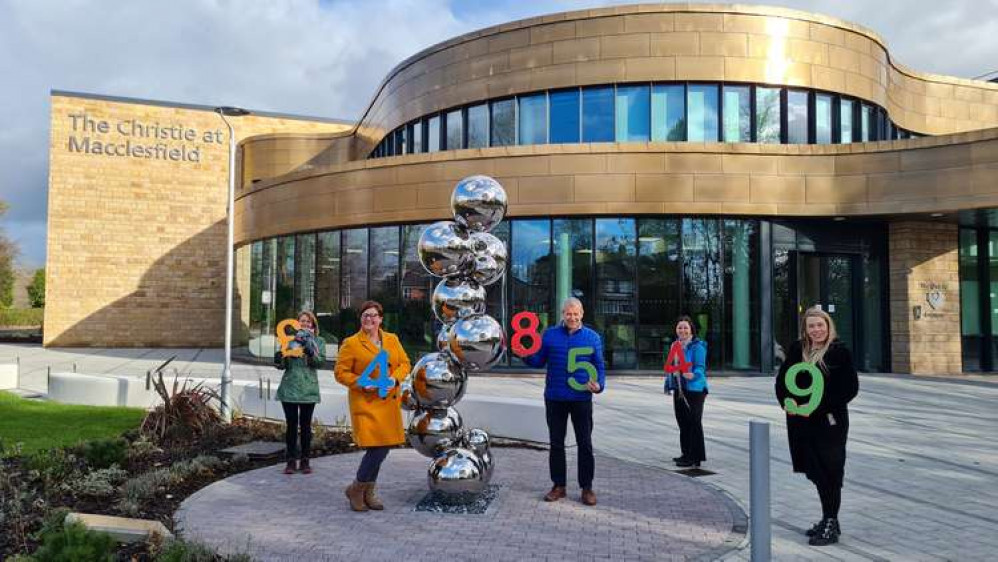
[675, 467, 716, 477]
[413, 484, 502, 515]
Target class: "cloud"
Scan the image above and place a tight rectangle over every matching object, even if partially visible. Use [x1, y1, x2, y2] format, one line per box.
[1, 0, 995, 267]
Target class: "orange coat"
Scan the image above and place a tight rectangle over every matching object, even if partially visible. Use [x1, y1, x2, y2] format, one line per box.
[334, 329, 411, 447]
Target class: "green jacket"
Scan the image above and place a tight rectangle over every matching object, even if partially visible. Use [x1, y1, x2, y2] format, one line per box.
[274, 335, 326, 404]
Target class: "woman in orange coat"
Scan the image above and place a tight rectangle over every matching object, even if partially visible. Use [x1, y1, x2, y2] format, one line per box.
[334, 300, 411, 512]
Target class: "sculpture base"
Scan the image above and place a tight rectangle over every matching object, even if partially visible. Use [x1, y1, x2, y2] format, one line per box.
[414, 484, 501, 515]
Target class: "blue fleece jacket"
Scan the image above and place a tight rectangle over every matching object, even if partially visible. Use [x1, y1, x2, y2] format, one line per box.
[522, 324, 607, 401]
[673, 339, 708, 392]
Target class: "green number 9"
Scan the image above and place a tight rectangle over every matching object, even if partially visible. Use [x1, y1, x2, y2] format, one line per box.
[783, 362, 824, 417]
[567, 347, 598, 391]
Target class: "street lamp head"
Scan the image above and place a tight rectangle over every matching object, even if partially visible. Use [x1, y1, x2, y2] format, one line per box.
[216, 106, 250, 117]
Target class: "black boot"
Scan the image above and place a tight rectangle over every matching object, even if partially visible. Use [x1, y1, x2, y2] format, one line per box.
[808, 518, 840, 546]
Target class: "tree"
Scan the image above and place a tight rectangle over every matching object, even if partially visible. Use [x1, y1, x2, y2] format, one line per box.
[0, 201, 17, 308]
[27, 268, 45, 308]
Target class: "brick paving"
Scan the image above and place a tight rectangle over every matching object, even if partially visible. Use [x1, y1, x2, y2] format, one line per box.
[175, 448, 744, 562]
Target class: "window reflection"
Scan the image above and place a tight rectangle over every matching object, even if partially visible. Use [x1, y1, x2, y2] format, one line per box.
[467, 104, 488, 148]
[446, 109, 463, 150]
[340, 229, 368, 336]
[549, 89, 580, 143]
[615, 85, 650, 142]
[491, 99, 515, 147]
[652, 84, 686, 141]
[595, 218, 637, 369]
[518, 93, 548, 145]
[722, 85, 751, 142]
[756, 86, 781, 143]
[787, 90, 809, 144]
[370, 226, 400, 332]
[316, 232, 341, 352]
[400, 225, 435, 358]
[511, 220, 552, 366]
[687, 84, 719, 142]
[815, 94, 832, 144]
[582, 86, 614, 142]
[682, 219, 722, 367]
[637, 219, 680, 369]
[840, 98, 854, 144]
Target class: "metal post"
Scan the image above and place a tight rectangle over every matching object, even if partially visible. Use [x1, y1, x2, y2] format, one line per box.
[750, 420, 771, 562]
[15, 356, 20, 389]
[73, 362, 77, 373]
[46, 366, 51, 393]
[217, 109, 238, 423]
[145, 370, 151, 391]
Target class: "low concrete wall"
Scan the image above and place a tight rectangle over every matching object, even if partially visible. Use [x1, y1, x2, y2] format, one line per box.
[44, 372, 569, 444]
[0, 363, 17, 390]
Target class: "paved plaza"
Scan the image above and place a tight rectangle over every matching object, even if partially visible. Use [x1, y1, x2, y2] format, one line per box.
[3, 343, 997, 561]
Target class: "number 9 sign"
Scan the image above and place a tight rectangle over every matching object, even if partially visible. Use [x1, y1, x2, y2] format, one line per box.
[783, 362, 825, 417]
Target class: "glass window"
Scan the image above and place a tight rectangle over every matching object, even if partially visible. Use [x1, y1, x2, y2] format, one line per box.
[652, 84, 685, 141]
[861, 253, 885, 372]
[275, 236, 296, 330]
[511, 219, 552, 365]
[490, 99, 515, 147]
[485, 221, 510, 366]
[400, 225, 436, 358]
[553, 219, 594, 316]
[815, 93, 833, 144]
[295, 234, 316, 313]
[446, 109, 463, 150]
[840, 98, 854, 144]
[427, 115, 441, 152]
[682, 218, 722, 367]
[595, 218, 637, 369]
[410, 120, 423, 153]
[248, 241, 267, 357]
[787, 90, 809, 144]
[755, 86, 781, 144]
[723, 220, 759, 370]
[340, 229, 368, 336]
[687, 84, 719, 142]
[960, 229, 981, 371]
[582, 86, 614, 142]
[861, 103, 872, 142]
[394, 127, 406, 156]
[518, 93, 548, 145]
[549, 89, 580, 143]
[615, 85, 651, 142]
[467, 104, 488, 148]
[722, 85, 751, 142]
[369, 226, 400, 332]
[637, 219, 680, 369]
[316, 231, 341, 350]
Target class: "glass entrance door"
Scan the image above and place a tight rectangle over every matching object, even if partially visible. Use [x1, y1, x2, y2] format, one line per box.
[798, 253, 858, 355]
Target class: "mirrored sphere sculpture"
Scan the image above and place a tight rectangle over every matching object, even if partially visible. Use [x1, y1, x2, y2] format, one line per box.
[447, 313, 505, 371]
[427, 447, 489, 495]
[478, 448, 495, 482]
[464, 428, 491, 458]
[435, 326, 450, 352]
[407, 407, 464, 458]
[410, 352, 467, 408]
[467, 232, 508, 286]
[451, 175, 508, 233]
[417, 221, 472, 277]
[431, 278, 486, 324]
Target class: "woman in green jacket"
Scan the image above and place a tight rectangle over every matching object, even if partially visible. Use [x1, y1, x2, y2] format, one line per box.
[274, 310, 326, 474]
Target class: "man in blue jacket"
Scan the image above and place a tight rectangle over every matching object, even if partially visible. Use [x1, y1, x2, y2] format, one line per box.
[522, 297, 606, 506]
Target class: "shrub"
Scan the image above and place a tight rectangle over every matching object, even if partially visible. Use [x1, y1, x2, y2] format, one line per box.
[125, 436, 161, 463]
[0, 307, 44, 327]
[68, 467, 128, 498]
[24, 450, 78, 492]
[141, 367, 223, 445]
[155, 538, 254, 562]
[78, 438, 128, 470]
[23, 510, 115, 562]
[27, 268, 45, 309]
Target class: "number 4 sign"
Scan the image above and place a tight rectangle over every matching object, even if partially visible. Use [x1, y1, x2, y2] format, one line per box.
[664, 341, 692, 376]
[357, 349, 395, 399]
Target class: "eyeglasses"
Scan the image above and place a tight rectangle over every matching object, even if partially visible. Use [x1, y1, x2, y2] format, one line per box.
[361, 313, 381, 319]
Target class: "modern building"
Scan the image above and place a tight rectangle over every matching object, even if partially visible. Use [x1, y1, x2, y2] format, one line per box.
[47, 4, 998, 375]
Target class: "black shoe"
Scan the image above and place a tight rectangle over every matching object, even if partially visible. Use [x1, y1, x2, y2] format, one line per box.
[808, 518, 840, 546]
[676, 458, 700, 468]
[804, 520, 823, 537]
[673, 456, 687, 464]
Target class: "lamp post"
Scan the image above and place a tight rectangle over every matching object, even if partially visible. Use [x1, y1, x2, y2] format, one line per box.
[216, 106, 250, 423]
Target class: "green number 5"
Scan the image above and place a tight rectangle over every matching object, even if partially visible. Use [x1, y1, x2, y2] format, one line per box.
[567, 347, 598, 391]
[783, 362, 825, 417]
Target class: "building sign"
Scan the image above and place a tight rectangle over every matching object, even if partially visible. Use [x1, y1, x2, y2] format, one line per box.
[65, 111, 225, 163]
[913, 281, 948, 320]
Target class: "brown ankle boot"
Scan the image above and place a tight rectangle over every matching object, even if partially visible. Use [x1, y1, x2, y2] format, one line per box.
[363, 482, 384, 510]
[344, 480, 369, 512]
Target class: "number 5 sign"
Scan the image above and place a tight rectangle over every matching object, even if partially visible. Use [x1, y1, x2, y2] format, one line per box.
[566, 347, 598, 391]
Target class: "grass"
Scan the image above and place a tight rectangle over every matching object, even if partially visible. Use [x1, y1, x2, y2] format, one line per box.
[0, 307, 44, 327]
[0, 391, 145, 456]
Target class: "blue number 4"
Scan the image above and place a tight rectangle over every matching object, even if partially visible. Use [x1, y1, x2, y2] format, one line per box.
[357, 349, 394, 399]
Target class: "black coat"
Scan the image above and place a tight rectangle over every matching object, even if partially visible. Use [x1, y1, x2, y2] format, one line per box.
[775, 340, 859, 489]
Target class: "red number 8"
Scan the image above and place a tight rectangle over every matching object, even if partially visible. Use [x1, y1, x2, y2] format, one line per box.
[511, 311, 541, 357]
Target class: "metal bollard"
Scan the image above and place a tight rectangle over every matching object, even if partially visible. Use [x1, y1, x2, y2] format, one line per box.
[266, 378, 272, 400]
[258, 376, 264, 400]
[46, 366, 51, 392]
[750, 420, 771, 562]
[16, 356, 20, 389]
[73, 362, 77, 373]
[145, 370, 151, 391]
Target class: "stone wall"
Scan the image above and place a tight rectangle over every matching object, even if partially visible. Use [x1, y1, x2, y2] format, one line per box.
[889, 221, 961, 374]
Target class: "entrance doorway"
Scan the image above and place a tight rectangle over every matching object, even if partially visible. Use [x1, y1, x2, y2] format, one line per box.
[798, 253, 858, 353]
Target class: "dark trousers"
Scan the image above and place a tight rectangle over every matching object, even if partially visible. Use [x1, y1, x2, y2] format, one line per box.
[281, 402, 316, 461]
[674, 389, 707, 462]
[546, 399, 595, 489]
[816, 481, 842, 519]
[356, 446, 391, 483]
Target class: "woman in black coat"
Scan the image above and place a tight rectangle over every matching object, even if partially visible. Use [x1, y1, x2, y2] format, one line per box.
[775, 307, 859, 546]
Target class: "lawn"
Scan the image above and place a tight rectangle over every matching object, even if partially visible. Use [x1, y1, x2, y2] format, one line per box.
[0, 391, 145, 456]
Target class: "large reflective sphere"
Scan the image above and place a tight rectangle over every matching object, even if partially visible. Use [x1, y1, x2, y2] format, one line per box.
[448, 314, 505, 371]
[427, 447, 489, 495]
[479, 448, 495, 482]
[465, 428, 491, 458]
[432, 278, 486, 324]
[399, 381, 418, 411]
[451, 175, 508, 233]
[435, 326, 450, 352]
[407, 407, 464, 458]
[417, 221, 472, 277]
[468, 232, 508, 286]
[410, 352, 467, 408]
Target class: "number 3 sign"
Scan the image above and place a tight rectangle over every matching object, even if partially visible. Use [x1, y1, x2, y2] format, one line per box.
[783, 362, 825, 417]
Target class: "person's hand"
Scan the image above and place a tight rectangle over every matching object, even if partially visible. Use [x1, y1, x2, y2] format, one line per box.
[586, 380, 601, 393]
[682, 372, 694, 380]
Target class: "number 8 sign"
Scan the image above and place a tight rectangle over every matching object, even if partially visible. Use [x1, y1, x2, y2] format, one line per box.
[783, 362, 825, 417]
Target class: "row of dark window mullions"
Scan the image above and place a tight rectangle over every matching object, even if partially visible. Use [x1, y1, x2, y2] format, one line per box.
[370, 82, 917, 158]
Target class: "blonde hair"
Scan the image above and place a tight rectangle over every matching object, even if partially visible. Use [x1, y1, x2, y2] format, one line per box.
[800, 307, 836, 369]
[298, 310, 319, 336]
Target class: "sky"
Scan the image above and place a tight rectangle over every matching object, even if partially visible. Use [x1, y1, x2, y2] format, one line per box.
[0, 0, 996, 268]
